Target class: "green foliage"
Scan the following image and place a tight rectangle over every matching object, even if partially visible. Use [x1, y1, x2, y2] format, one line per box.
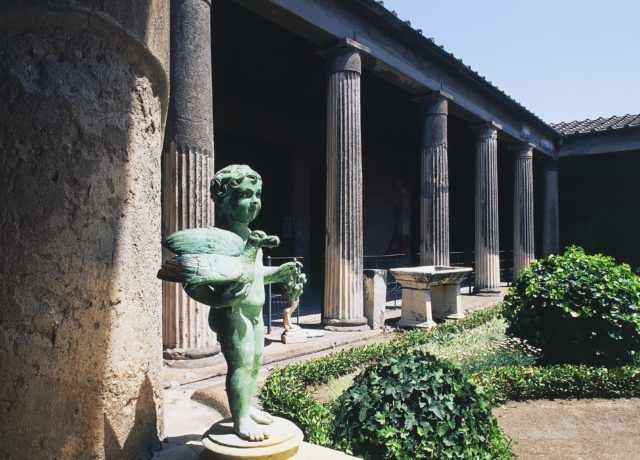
[423, 318, 541, 374]
[393, 304, 508, 350]
[334, 349, 514, 459]
[260, 305, 506, 447]
[504, 246, 640, 365]
[473, 365, 640, 405]
[259, 367, 335, 446]
[261, 302, 640, 456]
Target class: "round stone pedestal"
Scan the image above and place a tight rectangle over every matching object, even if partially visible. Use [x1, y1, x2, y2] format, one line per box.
[201, 417, 303, 459]
[323, 318, 370, 332]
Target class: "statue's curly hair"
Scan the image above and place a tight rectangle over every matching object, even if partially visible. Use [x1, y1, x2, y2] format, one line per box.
[210, 164, 262, 206]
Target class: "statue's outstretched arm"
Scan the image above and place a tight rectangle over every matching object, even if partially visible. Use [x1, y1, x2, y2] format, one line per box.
[263, 260, 302, 285]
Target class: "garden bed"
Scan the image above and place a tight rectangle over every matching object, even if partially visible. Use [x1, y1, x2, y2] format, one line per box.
[260, 304, 640, 457]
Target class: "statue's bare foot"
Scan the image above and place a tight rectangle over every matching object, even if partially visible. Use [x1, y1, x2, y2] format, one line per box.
[235, 417, 269, 441]
[250, 407, 273, 425]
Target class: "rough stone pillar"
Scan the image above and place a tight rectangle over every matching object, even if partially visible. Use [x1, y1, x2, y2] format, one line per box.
[512, 143, 535, 277]
[472, 122, 502, 292]
[162, 0, 217, 357]
[542, 158, 560, 256]
[0, 2, 169, 458]
[320, 39, 370, 330]
[416, 91, 452, 266]
[363, 269, 388, 329]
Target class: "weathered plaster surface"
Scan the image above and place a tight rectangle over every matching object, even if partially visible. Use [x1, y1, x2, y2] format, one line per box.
[0, 2, 168, 458]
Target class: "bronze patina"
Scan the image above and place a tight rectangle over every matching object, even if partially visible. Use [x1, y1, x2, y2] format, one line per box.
[159, 164, 305, 441]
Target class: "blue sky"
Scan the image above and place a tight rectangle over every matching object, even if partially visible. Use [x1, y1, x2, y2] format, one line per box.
[382, 0, 639, 123]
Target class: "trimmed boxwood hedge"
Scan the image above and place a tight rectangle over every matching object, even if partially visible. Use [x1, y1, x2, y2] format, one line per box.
[472, 365, 640, 405]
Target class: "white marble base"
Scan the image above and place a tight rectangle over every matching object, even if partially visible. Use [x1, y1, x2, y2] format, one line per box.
[430, 284, 464, 320]
[398, 288, 436, 328]
[392, 266, 471, 329]
[281, 329, 308, 344]
[397, 318, 437, 329]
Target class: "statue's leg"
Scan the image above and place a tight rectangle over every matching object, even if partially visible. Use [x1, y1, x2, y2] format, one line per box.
[217, 309, 269, 441]
[249, 313, 273, 425]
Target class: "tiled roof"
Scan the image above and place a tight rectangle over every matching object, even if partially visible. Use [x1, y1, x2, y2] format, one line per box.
[552, 114, 640, 135]
[360, 0, 559, 136]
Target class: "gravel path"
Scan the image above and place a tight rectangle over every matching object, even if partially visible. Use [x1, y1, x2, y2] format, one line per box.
[494, 398, 640, 459]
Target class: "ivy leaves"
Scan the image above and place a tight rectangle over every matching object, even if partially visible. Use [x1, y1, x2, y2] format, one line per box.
[334, 349, 513, 459]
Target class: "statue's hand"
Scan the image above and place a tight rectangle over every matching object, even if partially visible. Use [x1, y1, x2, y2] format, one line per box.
[280, 262, 306, 301]
[277, 260, 303, 283]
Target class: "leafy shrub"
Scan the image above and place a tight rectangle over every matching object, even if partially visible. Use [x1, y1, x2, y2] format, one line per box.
[334, 349, 513, 459]
[259, 367, 334, 445]
[472, 365, 640, 405]
[260, 305, 507, 446]
[504, 246, 640, 365]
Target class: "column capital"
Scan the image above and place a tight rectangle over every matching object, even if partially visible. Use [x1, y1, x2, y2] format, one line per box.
[509, 142, 534, 159]
[471, 120, 502, 140]
[318, 38, 370, 75]
[413, 90, 453, 104]
[414, 90, 453, 117]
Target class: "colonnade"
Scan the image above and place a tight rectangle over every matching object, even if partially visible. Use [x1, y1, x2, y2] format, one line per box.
[318, 39, 560, 328]
[161, 34, 561, 343]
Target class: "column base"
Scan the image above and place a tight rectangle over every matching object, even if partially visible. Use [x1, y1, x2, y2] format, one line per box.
[323, 318, 370, 332]
[473, 287, 502, 295]
[163, 345, 221, 360]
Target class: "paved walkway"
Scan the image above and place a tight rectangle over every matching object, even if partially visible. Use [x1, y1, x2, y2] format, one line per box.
[153, 289, 507, 459]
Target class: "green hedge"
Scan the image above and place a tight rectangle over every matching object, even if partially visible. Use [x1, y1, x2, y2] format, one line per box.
[261, 303, 640, 452]
[260, 305, 506, 446]
[473, 365, 640, 405]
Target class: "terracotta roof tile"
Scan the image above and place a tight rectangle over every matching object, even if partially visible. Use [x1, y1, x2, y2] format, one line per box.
[552, 114, 640, 135]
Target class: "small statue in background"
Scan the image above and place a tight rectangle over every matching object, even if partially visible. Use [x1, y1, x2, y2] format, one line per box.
[282, 268, 304, 332]
[158, 164, 306, 442]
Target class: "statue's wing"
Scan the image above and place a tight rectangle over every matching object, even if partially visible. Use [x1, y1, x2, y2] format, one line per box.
[158, 253, 243, 286]
[161, 227, 244, 256]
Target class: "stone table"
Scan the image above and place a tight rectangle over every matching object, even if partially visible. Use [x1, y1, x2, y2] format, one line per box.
[390, 266, 472, 328]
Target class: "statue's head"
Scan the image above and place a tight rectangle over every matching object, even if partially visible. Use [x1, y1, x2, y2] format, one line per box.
[211, 164, 262, 224]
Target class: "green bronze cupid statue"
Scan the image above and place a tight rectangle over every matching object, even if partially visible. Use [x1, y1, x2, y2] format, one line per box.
[158, 164, 306, 442]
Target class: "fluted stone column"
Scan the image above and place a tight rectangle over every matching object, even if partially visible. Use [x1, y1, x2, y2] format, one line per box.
[542, 158, 560, 256]
[416, 92, 452, 266]
[162, 0, 217, 356]
[473, 122, 501, 292]
[512, 143, 535, 277]
[320, 39, 370, 330]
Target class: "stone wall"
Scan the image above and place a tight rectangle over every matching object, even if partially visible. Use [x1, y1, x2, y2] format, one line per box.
[0, 2, 169, 458]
